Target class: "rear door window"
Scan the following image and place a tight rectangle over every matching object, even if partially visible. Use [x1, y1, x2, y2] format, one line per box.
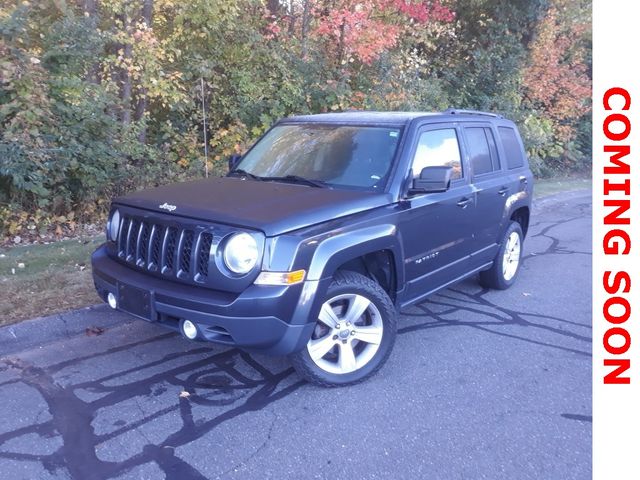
[465, 127, 500, 176]
[498, 127, 525, 169]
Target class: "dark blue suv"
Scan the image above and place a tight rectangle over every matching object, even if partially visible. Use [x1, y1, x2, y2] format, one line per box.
[92, 109, 533, 386]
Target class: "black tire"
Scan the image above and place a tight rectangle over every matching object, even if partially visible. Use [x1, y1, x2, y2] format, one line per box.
[290, 270, 397, 387]
[479, 221, 524, 290]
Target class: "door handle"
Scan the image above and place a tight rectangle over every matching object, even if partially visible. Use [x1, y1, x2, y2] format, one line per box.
[457, 197, 473, 208]
[498, 187, 509, 196]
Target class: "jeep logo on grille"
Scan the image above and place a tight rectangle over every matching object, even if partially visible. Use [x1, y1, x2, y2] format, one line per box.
[159, 202, 177, 212]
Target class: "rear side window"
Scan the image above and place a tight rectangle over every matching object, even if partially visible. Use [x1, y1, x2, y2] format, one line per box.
[498, 127, 525, 169]
[465, 127, 500, 176]
[412, 129, 463, 180]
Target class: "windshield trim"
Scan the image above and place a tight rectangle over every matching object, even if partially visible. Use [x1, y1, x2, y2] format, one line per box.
[233, 122, 405, 193]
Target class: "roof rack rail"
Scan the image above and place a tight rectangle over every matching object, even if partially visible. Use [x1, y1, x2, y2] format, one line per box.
[443, 108, 503, 119]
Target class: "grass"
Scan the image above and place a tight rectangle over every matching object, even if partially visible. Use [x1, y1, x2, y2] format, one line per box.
[0, 175, 591, 327]
[533, 176, 591, 199]
[0, 236, 104, 326]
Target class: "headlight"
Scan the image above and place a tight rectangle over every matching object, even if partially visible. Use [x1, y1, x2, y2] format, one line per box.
[107, 209, 120, 242]
[223, 233, 258, 274]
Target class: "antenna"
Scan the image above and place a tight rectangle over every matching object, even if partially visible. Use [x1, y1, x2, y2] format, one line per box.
[200, 77, 209, 178]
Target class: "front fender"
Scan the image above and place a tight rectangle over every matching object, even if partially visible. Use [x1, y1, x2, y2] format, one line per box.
[285, 223, 404, 328]
[306, 223, 403, 283]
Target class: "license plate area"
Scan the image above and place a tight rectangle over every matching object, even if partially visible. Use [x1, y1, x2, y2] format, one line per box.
[118, 283, 154, 321]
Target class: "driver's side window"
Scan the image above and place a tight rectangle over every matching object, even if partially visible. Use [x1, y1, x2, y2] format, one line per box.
[412, 129, 463, 180]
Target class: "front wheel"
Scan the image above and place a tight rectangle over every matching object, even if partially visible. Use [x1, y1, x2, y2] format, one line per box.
[290, 271, 397, 387]
[479, 221, 524, 290]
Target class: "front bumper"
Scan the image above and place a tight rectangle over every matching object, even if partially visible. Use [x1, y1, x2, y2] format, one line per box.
[91, 244, 320, 355]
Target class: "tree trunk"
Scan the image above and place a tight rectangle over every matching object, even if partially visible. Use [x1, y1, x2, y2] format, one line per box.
[266, 0, 281, 16]
[121, 42, 132, 125]
[141, 0, 153, 24]
[337, 20, 346, 72]
[83, 0, 97, 15]
[84, 0, 100, 84]
[134, 0, 154, 142]
[301, 0, 311, 58]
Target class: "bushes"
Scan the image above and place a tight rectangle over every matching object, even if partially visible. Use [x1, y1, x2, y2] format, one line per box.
[0, 0, 592, 240]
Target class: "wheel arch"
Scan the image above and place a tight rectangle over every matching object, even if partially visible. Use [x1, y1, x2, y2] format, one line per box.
[510, 205, 530, 238]
[306, 224, 404, 300]
[334, 250, 398, 301]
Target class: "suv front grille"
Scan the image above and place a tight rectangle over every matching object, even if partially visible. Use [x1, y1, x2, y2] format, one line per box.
[117, 216, 213, 284]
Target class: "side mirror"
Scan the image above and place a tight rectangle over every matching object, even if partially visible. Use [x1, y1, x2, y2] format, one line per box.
[410, 166, 453, 194]
[228, 154, 242, 171]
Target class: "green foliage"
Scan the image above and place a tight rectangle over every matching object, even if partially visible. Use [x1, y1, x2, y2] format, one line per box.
[1, 0, 592, 237]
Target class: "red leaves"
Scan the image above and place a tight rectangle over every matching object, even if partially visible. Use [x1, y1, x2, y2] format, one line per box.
[315, 5, 399, 64]
[313, 0, 455, 65]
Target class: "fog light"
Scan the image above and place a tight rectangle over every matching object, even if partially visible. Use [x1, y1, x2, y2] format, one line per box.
[107, 292, 117, 309]
[182, 320, 198, 340]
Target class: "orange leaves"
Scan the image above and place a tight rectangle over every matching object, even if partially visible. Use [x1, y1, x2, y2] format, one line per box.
[523, 3, 591, 143]
[209, 122, 250, 171]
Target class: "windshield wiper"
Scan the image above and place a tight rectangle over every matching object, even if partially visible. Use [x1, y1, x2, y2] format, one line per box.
[227, 169, 263, 181]
[261, 175, 328, 188]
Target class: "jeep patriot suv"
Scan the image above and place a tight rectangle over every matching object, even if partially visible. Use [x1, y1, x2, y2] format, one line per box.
[92, 109, 533, 386]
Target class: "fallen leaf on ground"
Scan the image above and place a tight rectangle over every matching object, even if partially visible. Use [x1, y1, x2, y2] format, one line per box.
[85, 326, 106, 336]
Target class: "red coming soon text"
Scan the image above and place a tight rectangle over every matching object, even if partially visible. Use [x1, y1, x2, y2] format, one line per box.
[602, 87, 632, 384]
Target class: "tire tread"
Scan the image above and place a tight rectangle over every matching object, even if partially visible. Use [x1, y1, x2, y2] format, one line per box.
[290, 270, 396, 387]
[479, 221, 523, 290]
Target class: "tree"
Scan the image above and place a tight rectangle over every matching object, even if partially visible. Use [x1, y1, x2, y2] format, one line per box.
[523, 0, 591, 146]
[1, 0, 592, 239]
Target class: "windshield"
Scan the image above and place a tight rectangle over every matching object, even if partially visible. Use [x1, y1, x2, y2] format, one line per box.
[234, 124, 402, 190]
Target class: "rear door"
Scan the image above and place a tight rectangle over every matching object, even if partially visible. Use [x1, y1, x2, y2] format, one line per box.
[460, 123, 507, 264]
[398, 124, 477, 304]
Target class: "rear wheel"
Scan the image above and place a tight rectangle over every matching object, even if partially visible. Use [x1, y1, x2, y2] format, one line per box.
[479, 221, 523, 290]
[290, 271, 397, 387]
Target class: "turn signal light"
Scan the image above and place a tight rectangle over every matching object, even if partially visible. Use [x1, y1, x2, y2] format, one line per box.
[254, 270, 306, 286]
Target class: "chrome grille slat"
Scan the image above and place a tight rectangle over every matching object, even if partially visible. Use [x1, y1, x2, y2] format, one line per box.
[117, 217, 129, 258]
[174, 229, 185, 276]
[136, 222, 150, 267]
[126, 219, 139, 261]
[163, 227, 177, 274]
[116, 214, 213, 284]
[197, 233, 213, 279]
[148, 225, 161, 271]
[179, 230, 194, 276]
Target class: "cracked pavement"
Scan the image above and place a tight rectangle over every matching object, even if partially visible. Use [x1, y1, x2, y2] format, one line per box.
[0, 190, 592, 479]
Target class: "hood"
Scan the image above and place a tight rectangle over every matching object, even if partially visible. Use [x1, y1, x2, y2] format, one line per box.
[114, 177, 391, 236]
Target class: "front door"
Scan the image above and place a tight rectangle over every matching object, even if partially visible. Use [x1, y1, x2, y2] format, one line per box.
[398, 125, 477, 306]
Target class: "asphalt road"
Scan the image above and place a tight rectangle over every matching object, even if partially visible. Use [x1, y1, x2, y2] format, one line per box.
[0, 190, 592, 480]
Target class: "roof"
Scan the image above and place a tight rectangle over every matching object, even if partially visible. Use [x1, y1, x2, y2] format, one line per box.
[282, 109, 506, 126]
